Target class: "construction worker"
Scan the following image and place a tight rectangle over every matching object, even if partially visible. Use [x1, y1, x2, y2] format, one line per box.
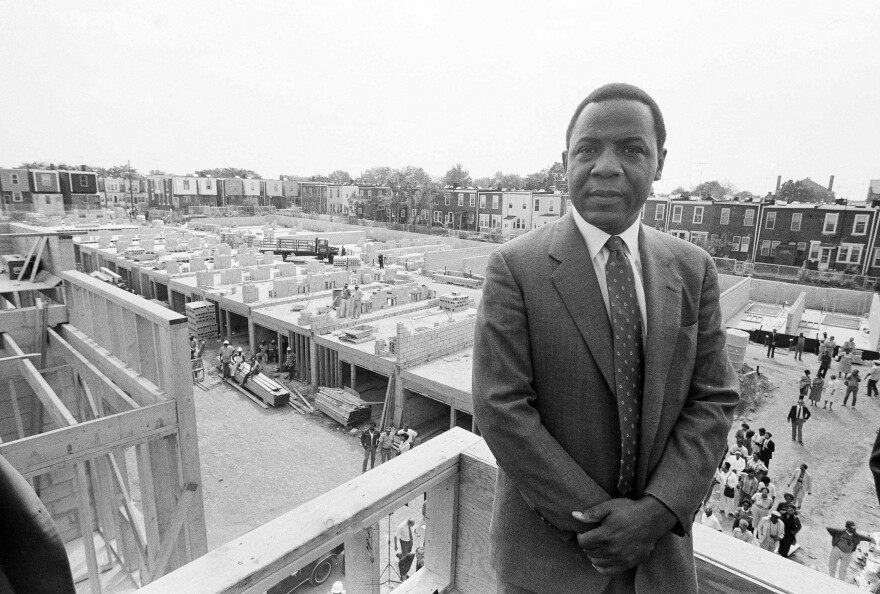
[240, 353, 261, 388]
[231, 347, 245, 377]
[219, 340, 235, 379]
[352, 285, 363, 319]
[284, 347, 296, 381]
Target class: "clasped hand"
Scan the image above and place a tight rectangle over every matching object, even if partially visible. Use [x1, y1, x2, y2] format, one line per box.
[572, 496, 676, 575]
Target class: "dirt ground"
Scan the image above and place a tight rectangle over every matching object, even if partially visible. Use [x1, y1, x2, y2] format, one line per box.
[705, 340, 880, 579]
[194, 354, 421, 594]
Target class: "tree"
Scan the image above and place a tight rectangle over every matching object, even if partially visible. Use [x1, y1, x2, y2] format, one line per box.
[194, 167, 260, 179]
[671, 186, 691, 198]
[148, 169, 166, 175]
[777, 180, 828, 203]
[442, 163, 471, 189]
[691, 180, 736, 199]
[706, 233, 737, 258]
[733, 190, 756, 201]
[524, 170, 548, 191]
[99, 164, 143, 179]
[327, 170, 353, 185]
[359, 166, 395, 186]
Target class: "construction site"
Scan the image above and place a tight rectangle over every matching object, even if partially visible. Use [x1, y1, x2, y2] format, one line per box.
[0, 214, 870, 594]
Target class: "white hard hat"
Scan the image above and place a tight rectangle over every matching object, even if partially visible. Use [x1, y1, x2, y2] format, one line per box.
[223, 340, 229, 345]
[331, 581, 345, 594]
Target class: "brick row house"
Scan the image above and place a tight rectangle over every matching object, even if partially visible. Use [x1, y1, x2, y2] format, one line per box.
[59, 169, 100, 210]
[476, 190, 503, 234]
[99, 177, 148, 209]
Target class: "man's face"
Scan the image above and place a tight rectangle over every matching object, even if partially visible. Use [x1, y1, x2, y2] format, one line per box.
[564, 100, 665, 235]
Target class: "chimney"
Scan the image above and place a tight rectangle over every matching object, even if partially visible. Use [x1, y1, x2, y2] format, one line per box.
[776, 176, 782, 192]
[828, 175, 834, 191]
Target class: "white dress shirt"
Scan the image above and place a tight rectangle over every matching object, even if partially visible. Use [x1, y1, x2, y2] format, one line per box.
[570, 209, 648, 343]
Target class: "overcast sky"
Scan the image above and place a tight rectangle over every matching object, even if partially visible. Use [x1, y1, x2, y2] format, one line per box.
[1, 1, 878, 199]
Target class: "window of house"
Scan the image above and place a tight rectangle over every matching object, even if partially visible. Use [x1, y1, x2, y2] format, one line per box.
[535, 199, 540, 211]
[12, 191, 22, 202]
[809, 242, 821, 260]
[791, 213, 802, 231]
[458, 193, 464, 206]
[549, 202, 554, 213]
[693, 206, 704, 224]
[41, 173, 51, 186]
[823, 213, 839, 234]
[744, 209, 755, 226]
[480, 195, 486, 208]
[853, 214, 869, 235]
[479, 214, 489, 228]
[720, 208, 730, 225]
[760, 240, 771, 256]
[79, 175, 89, 187]
[655, 203, 666, 220]
[469, 195, 475, 207]
[45, 196, 51, 205]
[492, 214, 501, 228]
[183, 180, 190, 190]
[446, 212, 454, 224]
[434, 211, 441, 222]
[872, 247, 880, 269]
[770, 241, 781, 256]
[740, 235, 750, 253]
[10, 173, 19, 184]
[206, 180, 212, 189]
[669, 230, 688, 240]
[492, 196, 499, 210]
[837, 243, 863, 264]
[444, 195, 450, 206]
[731, 236, 741, 251]
[671, 205, 682, 223]
[690, 232, 708, 246]
[765, 212, 776, 230]
[796, 242, 808, 259]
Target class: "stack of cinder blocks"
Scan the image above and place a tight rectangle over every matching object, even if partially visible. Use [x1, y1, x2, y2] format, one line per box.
[439, 292, 470, 312]
[186, 300, 218, 339]
[394, 316, 476, 368]
[242, 284, 259, 304]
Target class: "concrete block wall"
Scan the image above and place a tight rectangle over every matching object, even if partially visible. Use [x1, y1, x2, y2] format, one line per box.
[394, 314, 476, 368]
[239, 253, 258, 267]
[461, 254, 491, 276]
[749, 278, 873, 316]
[308, 273, 327, 292]
[424, 244, 498, 273]
[218, 244, 232, 256]
[308, 297, 442, 336]
[219, 268, 243, 284]
[196, 270, 214, 288]
[242, 283, 259, 303]
[248, 266, 271, 281]
[277, 263, 297, 277]
[785, 292, 807, 335]
[869, 294, 880, 350]
[215, 254, 232, 269]
[720, 277, 751, 326]
[191, 256, 206, 272]
[166, 261, 180, 274]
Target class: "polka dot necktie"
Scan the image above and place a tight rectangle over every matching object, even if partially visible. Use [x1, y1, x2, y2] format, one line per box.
[605, 236, 644, 497]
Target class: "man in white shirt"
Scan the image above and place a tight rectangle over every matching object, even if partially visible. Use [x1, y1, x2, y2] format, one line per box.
[394, 518, 416, 557]
[726, 450, 746, 474]
[700, 506, 722, 532]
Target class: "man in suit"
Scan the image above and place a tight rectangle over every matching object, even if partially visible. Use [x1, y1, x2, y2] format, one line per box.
[787, 396, 811, 445]
[473, 83, 739, 594]
[786, 463, 812, 509]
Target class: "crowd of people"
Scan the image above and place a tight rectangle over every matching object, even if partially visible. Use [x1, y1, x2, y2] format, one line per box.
[360, 423, 419, 472]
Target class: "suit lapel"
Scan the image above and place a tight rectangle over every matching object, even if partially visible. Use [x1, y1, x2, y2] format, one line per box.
[549, 214, 615, 392]
[637, 226, 681, 491]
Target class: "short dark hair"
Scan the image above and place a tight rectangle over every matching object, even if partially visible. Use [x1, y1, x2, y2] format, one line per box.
[565, 83, 666, 151]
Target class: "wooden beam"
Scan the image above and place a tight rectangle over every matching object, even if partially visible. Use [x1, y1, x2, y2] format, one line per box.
[0, 400, 178, 477]
[0, 353, 40, 364]
[343, 524, 380, 594]
[75, 462, 103, 594]
[4, 332, 78, 427]
[48, 327, 140, 411]
[148, 483, 199, 582]
[0, 303, 68, 334]
[17, 237, 40, 281]
[8, 380, 26, 439]
[30, 236, 47, 283]
[424, 473, 459, 587]
[57, 324, 162, 406]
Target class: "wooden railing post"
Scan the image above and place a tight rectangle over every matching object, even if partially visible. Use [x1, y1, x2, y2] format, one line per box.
[343, 524, 381, 594]
[424, 472, 460, 588]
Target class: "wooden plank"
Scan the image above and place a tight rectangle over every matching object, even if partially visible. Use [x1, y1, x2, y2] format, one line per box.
[389, 568, 447, 594]
[424, 473, 459, 587]
[148, 483, 199, 582]
[30, 236, 47, 283]
[75, 462, 103, 594]
[17, 236, 39, 281]
[122, 309, 142, 375]
[8, 380, 26, 439]
[139, 428, 482, 594]
[0, 400, 178, 477]
[343, 524, 380, 594]
[4, 332, 78, 427]
[57, 324, 162, 406]
[138, 442, 162, 574]
[60, 270, 188, 327]
[47, 327, 140, 411]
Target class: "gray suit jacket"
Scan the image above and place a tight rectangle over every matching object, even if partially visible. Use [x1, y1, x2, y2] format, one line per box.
[472, 213, 739, 593]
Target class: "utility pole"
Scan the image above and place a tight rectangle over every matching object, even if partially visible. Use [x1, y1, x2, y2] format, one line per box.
[127, 160, 134, 213]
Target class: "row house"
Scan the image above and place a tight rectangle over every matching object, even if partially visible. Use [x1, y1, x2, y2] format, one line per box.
[30, 169, 65, 215]
[219, 178, 245, 206]
[300, 181, 328, 214]
[0, 168, 33, 212]
[477, 190, 503, 233]
[147, 174, 173, 210]
[531, 192, 563, 231]
[642, 197, 760, 261]
[354, 185, 391, 220]
[327, 185, 357, 215]
[755, 203, 878, 274]
[263, 179, 284, 208]
[282, 180, 300, 207]
[59, 169, 100, 210]
[433, 188, 478, 230]
[500, 190, 532, 237]
[99, 177, 148, 208]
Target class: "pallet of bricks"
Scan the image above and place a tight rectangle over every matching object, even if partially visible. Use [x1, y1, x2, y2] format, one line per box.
[186, 300, 218, 339]
[315, 387, 372, 426]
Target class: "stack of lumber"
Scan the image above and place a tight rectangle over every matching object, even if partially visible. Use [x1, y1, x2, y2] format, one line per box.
[231, 362, 290, 407]
[315, 387, 372, 426]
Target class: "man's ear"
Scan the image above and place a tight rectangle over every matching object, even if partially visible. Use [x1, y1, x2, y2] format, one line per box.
[562, 150, 568, 171]
[655, 148, 667, 181]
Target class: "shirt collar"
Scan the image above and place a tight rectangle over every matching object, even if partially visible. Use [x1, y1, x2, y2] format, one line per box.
[570, 207, 641, 261]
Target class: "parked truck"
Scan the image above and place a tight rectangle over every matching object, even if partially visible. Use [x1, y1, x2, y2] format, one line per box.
[257, 237, 338, 261]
